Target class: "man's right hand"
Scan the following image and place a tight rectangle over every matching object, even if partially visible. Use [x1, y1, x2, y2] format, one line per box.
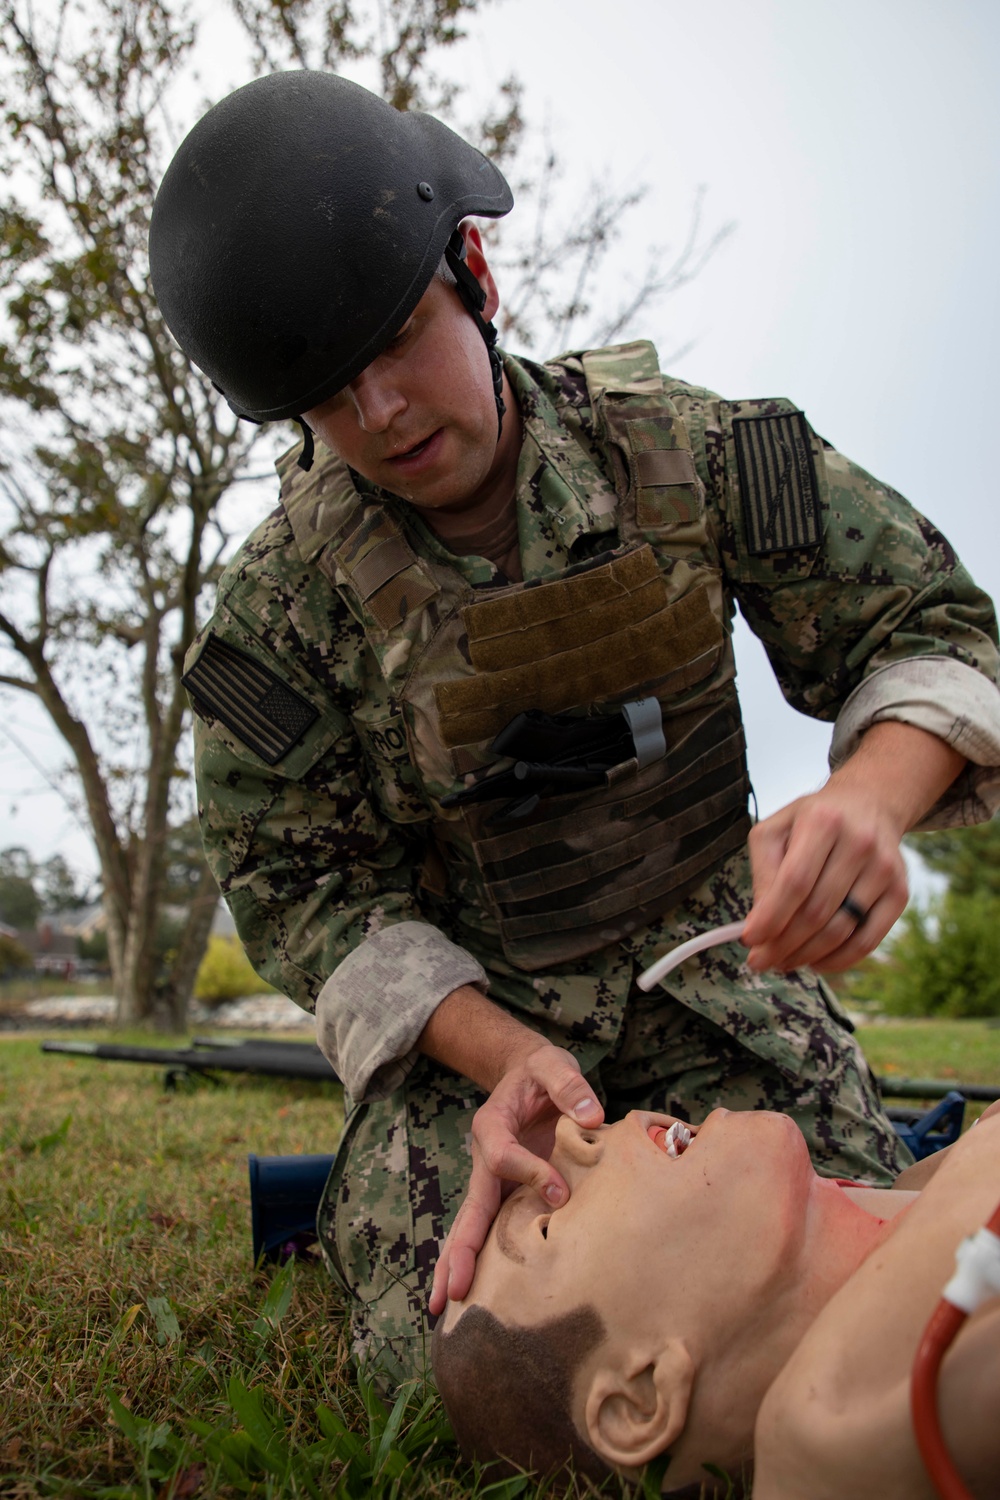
[417, 987, 603, 1316]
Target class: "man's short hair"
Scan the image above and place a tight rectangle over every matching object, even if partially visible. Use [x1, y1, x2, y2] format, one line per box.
[431, 1302, 610, 1482]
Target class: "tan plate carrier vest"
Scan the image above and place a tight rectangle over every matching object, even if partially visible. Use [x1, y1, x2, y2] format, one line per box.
[281, 341, 751, 971]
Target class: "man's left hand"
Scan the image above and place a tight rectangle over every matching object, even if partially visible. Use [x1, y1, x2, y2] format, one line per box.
[741, 721, 966, 974]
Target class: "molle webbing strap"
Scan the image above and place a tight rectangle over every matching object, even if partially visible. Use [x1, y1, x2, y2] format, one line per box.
[484, 784, 748, 906]
[581, 343, 701, 531]
[472, 720, 746, 862]
[447, 699, 752, 969]
[434, 546, 719, 748]
[333, 506, 439, 631]
[502, 819, 749, 945]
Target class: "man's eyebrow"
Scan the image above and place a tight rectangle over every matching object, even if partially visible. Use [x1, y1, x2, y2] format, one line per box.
[493, 1194, 526, 1265]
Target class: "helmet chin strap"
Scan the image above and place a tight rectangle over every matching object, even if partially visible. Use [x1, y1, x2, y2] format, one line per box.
[213, 378, 317, 472]
[294, 420, 315, 471]
[444, 229, 506, 444]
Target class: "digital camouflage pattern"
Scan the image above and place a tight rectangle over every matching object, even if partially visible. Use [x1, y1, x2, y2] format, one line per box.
[186, 343, 1000, 1387]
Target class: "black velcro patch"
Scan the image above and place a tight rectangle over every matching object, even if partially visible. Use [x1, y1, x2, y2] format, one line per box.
[182, 634, 318, 765]
[732, 411, 822, 555]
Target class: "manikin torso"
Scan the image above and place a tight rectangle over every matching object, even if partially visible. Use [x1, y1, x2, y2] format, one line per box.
[754, 1117, 1000, 1500]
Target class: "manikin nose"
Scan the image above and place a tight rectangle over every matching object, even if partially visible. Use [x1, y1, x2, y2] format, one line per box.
[552, 1114, 604, 1176]
[347, 364, 406, 432]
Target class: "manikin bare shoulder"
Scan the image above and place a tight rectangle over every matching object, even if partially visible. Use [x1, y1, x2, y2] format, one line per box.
[754, 1116, 1000, 1500]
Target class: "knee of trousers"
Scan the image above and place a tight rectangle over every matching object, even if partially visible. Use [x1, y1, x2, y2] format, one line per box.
[316, 1063, 483, 1385]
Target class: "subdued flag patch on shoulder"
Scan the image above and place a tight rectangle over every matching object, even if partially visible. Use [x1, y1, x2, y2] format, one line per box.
[732, 410, 822, 555]
[182, 634, 318, 765]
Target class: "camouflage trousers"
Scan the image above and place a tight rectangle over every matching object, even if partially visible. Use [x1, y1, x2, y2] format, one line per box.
[315, 973, 908, 1391]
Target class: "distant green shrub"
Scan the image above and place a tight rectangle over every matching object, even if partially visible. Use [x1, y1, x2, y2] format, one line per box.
[847, 890, 1000, 1018]
[0, 932, 33, 973]
[194, 935, 276, 1004]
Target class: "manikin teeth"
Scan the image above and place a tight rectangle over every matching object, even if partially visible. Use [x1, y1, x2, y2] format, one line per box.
[665, 1121, 692, 1158]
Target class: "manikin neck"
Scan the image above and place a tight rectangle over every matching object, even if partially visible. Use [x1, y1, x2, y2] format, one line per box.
[670, 1175, 908, 1481]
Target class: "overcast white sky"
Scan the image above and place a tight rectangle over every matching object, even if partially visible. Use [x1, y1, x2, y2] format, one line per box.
[2, 0, 997, 898]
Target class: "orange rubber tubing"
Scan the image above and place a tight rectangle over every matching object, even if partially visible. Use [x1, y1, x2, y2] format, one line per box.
[911, 1299, 971, 1500]
[910, 1197, 1000, 1500]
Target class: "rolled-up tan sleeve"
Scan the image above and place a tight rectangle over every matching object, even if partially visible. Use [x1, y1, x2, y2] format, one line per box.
[314, 920, 489, 1102]
[829, 655, 1000, 827]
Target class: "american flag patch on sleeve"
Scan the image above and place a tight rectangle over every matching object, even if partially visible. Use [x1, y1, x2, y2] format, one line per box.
[732, 410, 822, 556]
[182, 633, 318, 765]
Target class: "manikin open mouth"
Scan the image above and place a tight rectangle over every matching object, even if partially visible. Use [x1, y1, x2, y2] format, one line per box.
[649, 1121, 693, 1158]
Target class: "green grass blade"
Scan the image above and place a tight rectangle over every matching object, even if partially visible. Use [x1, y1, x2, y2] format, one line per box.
[252, 1259, 295, 1341]
[145, 1295, 181, 1346]
[226, 1376, 290, 1477]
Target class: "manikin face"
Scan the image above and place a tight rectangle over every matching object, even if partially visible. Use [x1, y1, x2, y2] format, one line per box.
[441, 1115, 901, 1483]
[445, 1107, 817, 1345]
[441, 1108, 826, 1480]
[302, 228, 518, 513]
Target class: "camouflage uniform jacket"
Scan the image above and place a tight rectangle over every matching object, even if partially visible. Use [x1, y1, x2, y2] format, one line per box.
[186, 344, 1000, 1102]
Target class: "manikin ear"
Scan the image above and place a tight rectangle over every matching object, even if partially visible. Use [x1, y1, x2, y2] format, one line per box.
[459, 222, 500, 322]
[582, 1340, 695, 1471]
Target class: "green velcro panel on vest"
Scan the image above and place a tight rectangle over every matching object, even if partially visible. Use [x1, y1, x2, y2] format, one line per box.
[435, 581, 719, 749]
[334, 507, 439, 629]
[581, 343, 702, 529]
[182, 634, 318, 766]
[732, 410, 823, 555]
[462, 546, 664, 672]
[633, 447, 698, 488]
[349, 535, 414, 600]
[621, 416, 698, 527]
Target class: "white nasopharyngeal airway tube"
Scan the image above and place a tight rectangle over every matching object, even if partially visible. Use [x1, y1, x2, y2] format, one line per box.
[636, 920, 747, 992]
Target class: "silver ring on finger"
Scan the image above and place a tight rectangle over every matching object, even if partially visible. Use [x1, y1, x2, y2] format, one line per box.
[839, 894, 868, 927]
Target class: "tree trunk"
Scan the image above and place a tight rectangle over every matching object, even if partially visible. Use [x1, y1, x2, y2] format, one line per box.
[113, 827, 159, 1024]
[158, 866, 220, 1032]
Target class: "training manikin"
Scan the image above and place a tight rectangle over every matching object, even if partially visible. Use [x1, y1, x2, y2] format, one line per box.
[434, 1104, 1000, 1498]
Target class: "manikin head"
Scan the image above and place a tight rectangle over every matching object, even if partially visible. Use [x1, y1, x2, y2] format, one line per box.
[433, 1108, 881, 1492]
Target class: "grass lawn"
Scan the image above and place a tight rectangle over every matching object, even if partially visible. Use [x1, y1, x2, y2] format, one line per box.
[857, 1017, 1000, 1122]
[2, 1019, 997, 1497]
[1, 1032, 640, 1500]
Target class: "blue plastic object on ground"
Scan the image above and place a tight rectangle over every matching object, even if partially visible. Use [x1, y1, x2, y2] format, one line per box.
[888, 1090, 967, 1161]
[248, 1152, 335, 1264]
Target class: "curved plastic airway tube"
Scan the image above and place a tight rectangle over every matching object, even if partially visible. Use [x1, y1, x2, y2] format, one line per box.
[910, 1195, 1000, 1500]
[636, 920, 747, 992]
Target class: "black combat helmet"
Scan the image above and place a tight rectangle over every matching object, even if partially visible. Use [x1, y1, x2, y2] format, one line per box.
[148, 71, 513, 428]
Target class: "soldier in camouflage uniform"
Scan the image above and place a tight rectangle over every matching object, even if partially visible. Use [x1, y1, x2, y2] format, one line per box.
[149, 72, 1000, 1389]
